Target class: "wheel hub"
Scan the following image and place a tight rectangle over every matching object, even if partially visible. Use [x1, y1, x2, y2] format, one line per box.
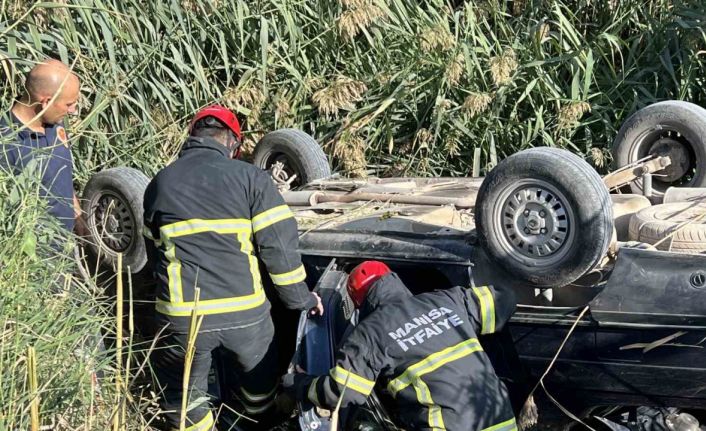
[523, 209, 546, 235]
[107, 214, 120, 233]
[267, 153, 302, 189]
[92, 193, 133, 253]
[497, 181, 573, 264]
[649, 138, 691, 182]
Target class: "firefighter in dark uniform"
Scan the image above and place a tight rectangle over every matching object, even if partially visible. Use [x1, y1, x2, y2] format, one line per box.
[284, 260, 517, 431]
[143, 105, 323, 431]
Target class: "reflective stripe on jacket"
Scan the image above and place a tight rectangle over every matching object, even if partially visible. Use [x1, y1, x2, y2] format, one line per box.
[299, 273, 517, 431]
[143, 137, 315, 332]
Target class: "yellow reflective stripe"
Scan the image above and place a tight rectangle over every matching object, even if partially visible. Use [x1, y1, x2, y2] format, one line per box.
[388, 338, 482, 396]
[157, 218, 258, 305]
[160, 218, 251, 239]
[482, 417, 518, 431]
[308, 376, 321, 406]
[252, 204, 293, 233]
[242, 397, 276, 415]
[269, 265, 306, 286]
[164, 238, 183, 303]
[429, 404, 445, 430]
[239, 232, 263, 292]
[142, 226, 162, 246]
[155, 290, 267, 316]
[413, 379, 446, 430]
[182, 411, 214, 431]
[330, 366, 375, 396]
[472, 286, 496, 335]
[241, 384, 277, 403]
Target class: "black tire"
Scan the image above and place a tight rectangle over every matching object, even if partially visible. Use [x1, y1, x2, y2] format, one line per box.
[628, 202, 706, 253]
[612, 101, 706, 201]
[476, 147, 613, 288]
[81, 167, 150, 273]
[253, 129, 331, 187]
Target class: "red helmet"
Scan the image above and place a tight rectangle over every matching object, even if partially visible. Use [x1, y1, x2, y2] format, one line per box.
[347, 261, 391, 308]
[189, 105, 242, 140]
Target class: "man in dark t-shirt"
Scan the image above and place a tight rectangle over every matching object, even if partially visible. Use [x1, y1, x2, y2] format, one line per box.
[1, 59, 80, 233]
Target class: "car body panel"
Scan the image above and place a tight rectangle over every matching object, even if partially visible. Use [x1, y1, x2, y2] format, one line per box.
[297, 223, 706, 417]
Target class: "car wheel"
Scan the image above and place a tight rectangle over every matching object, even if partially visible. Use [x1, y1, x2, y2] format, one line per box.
[81, 167, 150, 273]
[253, 129, 331, 188]
[476, 147, 614, 289]
[612, 101, 706, 201]
[628, 202, 706, 253]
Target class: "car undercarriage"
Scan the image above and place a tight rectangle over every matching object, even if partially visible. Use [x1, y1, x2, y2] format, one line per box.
[78, 101, 706, 430]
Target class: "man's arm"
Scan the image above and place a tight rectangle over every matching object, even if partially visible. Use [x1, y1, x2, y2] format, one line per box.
[141, 182, 161, 280]
[73, 192, 88, 237]
[250, 170, 319, 312]
[459, 283, 517, 335]
[284, 332, 381, 410]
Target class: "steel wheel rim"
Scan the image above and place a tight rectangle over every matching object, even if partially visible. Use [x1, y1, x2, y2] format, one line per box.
[90, 191, 134, 254]
[492, 179, 576, 267]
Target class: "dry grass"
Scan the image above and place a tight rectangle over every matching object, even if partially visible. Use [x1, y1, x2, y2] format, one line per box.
[463, 92, 493, 117]
[312, 77, 368, 118]
[338, 0, 386, 40]
[488, 48, 518, 86]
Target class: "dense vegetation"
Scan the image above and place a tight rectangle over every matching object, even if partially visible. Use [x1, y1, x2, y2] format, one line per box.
[2, 0, 705, 180]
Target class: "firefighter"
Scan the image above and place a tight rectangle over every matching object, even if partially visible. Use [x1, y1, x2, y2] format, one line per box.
[283, 261, 517, 431]
[143, 105, 323, 431]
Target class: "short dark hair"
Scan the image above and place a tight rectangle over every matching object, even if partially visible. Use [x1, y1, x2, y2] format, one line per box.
[190, 117, 232, 141]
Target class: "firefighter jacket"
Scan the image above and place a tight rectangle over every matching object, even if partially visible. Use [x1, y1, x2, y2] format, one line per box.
[143, 137, 316, 333]
[286, 272, 517, 431]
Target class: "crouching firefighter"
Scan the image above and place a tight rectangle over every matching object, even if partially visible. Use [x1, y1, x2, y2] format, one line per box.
[143, 105, 323, 430]
[283, 261, 517, 431]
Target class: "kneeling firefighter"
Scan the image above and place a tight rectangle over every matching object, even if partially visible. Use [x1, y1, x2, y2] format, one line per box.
[284, 261, 517, 431]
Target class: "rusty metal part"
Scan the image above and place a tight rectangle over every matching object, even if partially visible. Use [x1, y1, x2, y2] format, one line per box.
[283, 190, 476, 208]
[643, 173, 653, 199]
[602, 156, 672, 190]
[282, 191, 322, 206]
[270, 161, 298, 192]
[649, 138, 691, 182]
[316, 191, 475, 208]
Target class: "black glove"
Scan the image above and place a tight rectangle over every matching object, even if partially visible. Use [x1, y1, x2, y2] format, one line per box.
[282, 372, 313, 401]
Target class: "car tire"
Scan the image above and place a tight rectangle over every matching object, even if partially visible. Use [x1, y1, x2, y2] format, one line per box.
[476, 147, 614, 288]
[612, 101, 706, 201]
[628, 202, 706, 253]
[610, 194, 651, 241]
[253, 129, 331, 187]
[81, 167, 150, 273]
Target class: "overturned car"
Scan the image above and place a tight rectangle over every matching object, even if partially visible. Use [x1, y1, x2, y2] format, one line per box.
[80, 101, 706, 430]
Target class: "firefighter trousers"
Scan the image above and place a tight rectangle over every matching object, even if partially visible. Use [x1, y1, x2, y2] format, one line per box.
[153, 317, 278, 430]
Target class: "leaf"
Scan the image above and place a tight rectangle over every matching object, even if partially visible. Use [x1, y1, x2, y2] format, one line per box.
[571, 65, 580, 100]
[260, 15, 269, 96]
[583, 49, 594, 99]
[21, 231, 37, 259]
